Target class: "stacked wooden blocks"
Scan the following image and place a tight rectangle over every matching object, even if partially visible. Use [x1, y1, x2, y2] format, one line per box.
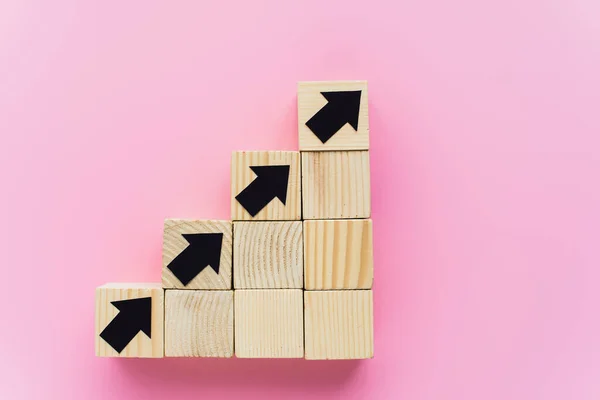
[299, 81, 373, 360]
[95, 80, 374, 360]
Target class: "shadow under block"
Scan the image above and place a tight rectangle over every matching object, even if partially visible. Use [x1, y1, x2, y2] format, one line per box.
[165, 290, 233, 357]
[301, 151, 371, 219]
[298, 81, 369, 151]
[304, 219, 373, 290]
[162, 219, 232, 289]
[304, 290, 374, 360]
[231, 151, 301, 221]
[233, 221, 303, 289]
[95, 283, 164, 358]
[234, 290, 304, 358]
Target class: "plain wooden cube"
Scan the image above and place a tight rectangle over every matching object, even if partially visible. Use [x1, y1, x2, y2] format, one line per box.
[95, 283, 164, 358]
[304, 219, 373, 290]
[233, 221, 303, 289]
[231, 151, 301, 221]
[302, 151, 371, 219]
[164, 290, 233, 357]
[235, 290, 304, 358]
[304, 290, 374, 360]
[298, 81, 369, 151]
[162, 219, 232, 289]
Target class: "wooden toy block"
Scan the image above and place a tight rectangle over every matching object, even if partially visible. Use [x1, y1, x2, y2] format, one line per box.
[233, 221, 303, 289]
[301, 151, 371, 219]
[298, 81, 369, 151]
[164, 290, 233, 357]
[304, 290, 374, 360]
[234, 289, 303, 358]
[162, 219, 232, 289]
[304, 219, 373, 290]
[95, 283, 164, 358]
[231, 151, 301, 221]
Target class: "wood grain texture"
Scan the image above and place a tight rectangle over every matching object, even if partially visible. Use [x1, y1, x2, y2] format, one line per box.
[304, 290, 373, 360]
[231, 151, 301, 221]
[298, 81, 369, 151]
[233, 221, 303, 289]
[304, 219, 373, 290]
[95, 283, 164, 358]
[162, 219, 232, 289]
[234, 290, 304, 358]
[301, 151, 371, 219]
[164, 290, 233, 357]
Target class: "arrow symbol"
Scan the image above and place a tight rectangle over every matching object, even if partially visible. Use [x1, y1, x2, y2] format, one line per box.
[166, 233, 223, 286]
[99, 297, 152, 353]
[305, 90, 362, 144]
[235, 165, 290, 217]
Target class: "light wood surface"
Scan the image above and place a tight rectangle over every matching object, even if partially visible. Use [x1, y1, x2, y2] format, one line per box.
[164, 290, 233, 357]
[162, 219, 232, 289]
[234, 290, 304, 358]
[301, 151, 371, 219]
[304, 219, 373, 290]
[231, 151, 301, 221]
[95, 283, 164, 358]
[298, 81, 369, 151]
[234, 221, 303, 289]
[304, 290, 374, 360]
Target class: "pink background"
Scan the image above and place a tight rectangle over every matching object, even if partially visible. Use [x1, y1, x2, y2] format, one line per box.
[1, 0, 599, 399]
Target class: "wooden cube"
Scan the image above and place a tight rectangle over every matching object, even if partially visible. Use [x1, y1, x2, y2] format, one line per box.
[234, 290, 303, 358]
[233, 221, 303, 289]
[304, 219, 373, 290]
[298, 81, 369, 151]
[231, 151, 301, 221]
[95, 283, 164, 358]
[301, 151, 371, 219]
[304, 290, 374, 360]
[164, 290, 233, 357]
[162, 219, 232, 289]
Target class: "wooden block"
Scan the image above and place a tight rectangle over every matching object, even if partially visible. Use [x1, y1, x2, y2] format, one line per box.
[231, 151, 301, 221]
[164, 290, 233, 357]
[304, 290, 374, 360]
[234, 289, 303, 358]
[233, 221, 303, 289]
[301, 151, 371, 219]
[95, 283, 164, 358]
[304, 219, 373, 290]
[298, 81, 369, 151]
[162, 219, 232, 289]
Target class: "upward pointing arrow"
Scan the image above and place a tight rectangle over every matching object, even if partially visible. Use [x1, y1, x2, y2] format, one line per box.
[305, 90, 362, 144]
[235, 165, 290, 217]
[99, 297, 151, 353]
[166, 233, 223, 286]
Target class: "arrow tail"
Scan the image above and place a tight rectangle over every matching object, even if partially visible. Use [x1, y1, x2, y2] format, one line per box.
[99, 313, 140, 353]
[305, 103, 346, 144]
[167, 246, 206, 286]
[235, 179, 271, 216]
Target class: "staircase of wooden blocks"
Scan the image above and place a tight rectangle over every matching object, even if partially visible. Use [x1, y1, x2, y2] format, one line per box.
[95, 80, 374, 360]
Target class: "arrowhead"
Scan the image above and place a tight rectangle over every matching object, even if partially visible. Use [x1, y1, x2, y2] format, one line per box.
[321, 91, 361, 130]
[110, 297, 152, 338]
[182, 233, 223, 274]
[249, 165, 290, 204]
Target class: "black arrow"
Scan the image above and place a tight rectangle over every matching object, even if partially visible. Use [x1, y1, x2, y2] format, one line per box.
[166, 233, 223, 286]
[305, 90, 362, 144]
[99, 297, 151, 353]
[235, 165, 290, 217]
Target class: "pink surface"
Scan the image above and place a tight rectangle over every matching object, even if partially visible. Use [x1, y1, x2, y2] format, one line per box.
[1, 1, 599, 399]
